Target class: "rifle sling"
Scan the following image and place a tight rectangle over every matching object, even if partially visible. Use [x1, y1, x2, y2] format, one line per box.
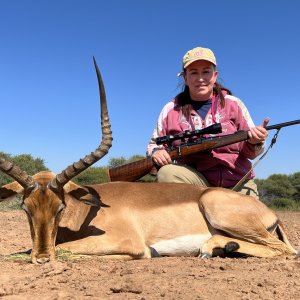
[232, 129, 281, 192]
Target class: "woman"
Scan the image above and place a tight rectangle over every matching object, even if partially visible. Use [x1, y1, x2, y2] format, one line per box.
[147, 46, 269, 197]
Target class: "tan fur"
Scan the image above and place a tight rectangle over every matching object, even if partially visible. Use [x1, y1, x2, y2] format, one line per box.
[0, 172, 297, 263]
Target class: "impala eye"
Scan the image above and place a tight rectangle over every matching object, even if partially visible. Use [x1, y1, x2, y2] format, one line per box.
[57, 203, 66, 214]
[21, 203, 30, 215]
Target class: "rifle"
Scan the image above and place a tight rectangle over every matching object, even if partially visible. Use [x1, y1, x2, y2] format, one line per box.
[108, 119, 300, 182]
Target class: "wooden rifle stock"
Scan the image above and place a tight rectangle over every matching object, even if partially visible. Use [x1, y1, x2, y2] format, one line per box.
[108, 130, 249, 182]
[108, 156, 154, 182]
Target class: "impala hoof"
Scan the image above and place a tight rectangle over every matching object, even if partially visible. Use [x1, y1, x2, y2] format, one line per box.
[34, 254, 51, 264]
[149, 246, 160, 258]
[225, 241, 240, 253]
[199, 252, 212, 258]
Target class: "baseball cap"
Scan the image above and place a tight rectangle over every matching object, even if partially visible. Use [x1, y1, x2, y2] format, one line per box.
[182, 47, 217, 69]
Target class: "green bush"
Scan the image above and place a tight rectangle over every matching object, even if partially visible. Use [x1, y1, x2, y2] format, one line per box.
[256, 172, 300, 209]
[269, 198, 300, 210]
[289, 172, 300, 202]
[73, 167, 109, 185]
[107, 156, 127, 169]
[137, 174, 156, 183]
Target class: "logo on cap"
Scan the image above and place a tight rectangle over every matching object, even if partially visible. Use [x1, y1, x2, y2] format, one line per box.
[182, 47, 217, 69]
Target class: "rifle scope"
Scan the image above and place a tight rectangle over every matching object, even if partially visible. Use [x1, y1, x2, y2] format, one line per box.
[155, 123, 222, 145]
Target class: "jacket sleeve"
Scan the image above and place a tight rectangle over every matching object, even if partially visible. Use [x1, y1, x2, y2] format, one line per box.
[235, 99, 265, 159]
[146, 102, 173, 157]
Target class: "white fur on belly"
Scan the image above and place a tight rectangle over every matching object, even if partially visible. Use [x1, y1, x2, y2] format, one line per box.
[150, 234, 212, 257]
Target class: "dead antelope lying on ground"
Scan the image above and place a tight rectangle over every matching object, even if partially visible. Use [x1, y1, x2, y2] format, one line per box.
[0, 59, 298, 264]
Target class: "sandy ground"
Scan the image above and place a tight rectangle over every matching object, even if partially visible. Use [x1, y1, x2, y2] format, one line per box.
[0, 210, 299, 300]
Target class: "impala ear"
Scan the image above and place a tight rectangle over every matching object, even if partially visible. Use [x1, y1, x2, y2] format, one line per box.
[0, 181, 24, 201]
[64, 181, 102, 206]
[76, 192, 101, 206]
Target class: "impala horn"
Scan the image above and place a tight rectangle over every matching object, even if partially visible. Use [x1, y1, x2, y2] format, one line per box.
[49, 57, 112, 192]
[0, 158, 36, 189]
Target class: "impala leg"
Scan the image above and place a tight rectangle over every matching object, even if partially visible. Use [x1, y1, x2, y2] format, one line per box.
[199, 190, 297, 256]
[56, 235, 152, 260]
[200, 235, 285, 258]
[200, 191, 273, 241]
[276, 222, 297, 253]
[199, 189, 297, 256]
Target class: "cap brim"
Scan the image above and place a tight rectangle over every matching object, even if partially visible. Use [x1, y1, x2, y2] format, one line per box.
[178, 58, 217, 76]
[184, 58, 216, 69]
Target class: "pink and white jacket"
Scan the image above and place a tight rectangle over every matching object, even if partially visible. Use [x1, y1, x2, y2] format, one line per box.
[147, 94, 264, 188]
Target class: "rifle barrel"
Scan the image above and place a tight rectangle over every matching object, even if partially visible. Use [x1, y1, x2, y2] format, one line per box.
[265, 119, 300, 131]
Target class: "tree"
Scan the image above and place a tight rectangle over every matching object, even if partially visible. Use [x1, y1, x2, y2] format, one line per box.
[289, 172, 300, 202]
[107, 156, 127, 169]
[73, 167, 109, 184]
[258, 174, 296, 205]
[256, 173, 299, 209]
[108, 155, 146, 169]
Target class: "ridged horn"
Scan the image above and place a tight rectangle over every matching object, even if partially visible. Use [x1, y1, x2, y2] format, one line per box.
[49, 57, 112, 191]
[0, 157, 36, 189]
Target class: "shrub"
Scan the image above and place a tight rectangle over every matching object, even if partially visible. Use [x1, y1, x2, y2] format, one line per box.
[73, 167, 109, 184]
[270, 198, 300, 210]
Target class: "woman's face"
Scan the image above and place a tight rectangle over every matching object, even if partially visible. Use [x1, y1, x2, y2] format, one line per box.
[184, 60, 218, 101]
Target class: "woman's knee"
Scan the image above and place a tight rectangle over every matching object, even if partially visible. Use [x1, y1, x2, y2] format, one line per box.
[157, 164, 208, 186]
[157, 165, 182, 183]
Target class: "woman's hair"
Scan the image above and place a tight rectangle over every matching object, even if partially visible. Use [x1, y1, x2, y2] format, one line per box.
[175, 76, 232, 121]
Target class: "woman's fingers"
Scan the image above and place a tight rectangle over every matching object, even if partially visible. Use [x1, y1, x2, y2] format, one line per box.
[248, 118, 270, 144]
[152, 149, 172, 166]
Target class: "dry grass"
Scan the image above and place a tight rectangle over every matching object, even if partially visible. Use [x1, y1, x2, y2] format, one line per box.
[56, 249, 92, 262]
[0, 250, 92, 263]
[0, 253, 31, 262]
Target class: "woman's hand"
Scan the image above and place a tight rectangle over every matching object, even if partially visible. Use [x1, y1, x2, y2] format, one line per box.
[248, 118, 270, 145]
[152, 149, 172, 166]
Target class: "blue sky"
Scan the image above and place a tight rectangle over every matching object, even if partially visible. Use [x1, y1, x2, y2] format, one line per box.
[0, 0, 299, 179]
